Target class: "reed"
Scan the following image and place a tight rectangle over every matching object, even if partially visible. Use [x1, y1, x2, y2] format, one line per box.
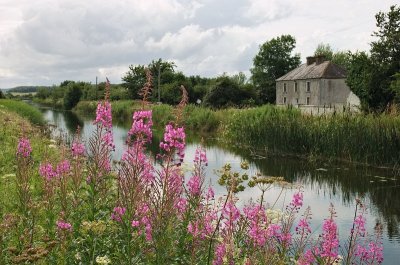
[223, 105, 400, 167]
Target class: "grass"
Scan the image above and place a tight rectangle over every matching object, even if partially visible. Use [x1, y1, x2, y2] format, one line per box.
[0, 99, 45, 126]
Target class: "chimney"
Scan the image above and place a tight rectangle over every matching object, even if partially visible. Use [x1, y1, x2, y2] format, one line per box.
[306, 56, 316, 66]
[315, 55, 326, 65]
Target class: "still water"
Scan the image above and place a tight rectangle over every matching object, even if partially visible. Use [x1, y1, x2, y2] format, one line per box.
[38, 106, 400, 264]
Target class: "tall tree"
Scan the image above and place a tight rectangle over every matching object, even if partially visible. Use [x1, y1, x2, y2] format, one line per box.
[251, 35, 301, 104]
[347, 5, 400, 111]
[314, 43, 334, 60]
[314, 43, 351, 70]
[148, 59, 176, 102]
[122, 65, 147, 99]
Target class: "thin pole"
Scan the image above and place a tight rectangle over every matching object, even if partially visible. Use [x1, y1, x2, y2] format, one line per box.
[158, 62, 161, 102]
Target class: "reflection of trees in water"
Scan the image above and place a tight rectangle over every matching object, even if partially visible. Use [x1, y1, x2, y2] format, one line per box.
[224, 144, 400, 241]
[63, 111, 84, 133]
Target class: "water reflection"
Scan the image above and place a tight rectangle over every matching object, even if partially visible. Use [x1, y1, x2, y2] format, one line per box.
[35, 105, 400, 263]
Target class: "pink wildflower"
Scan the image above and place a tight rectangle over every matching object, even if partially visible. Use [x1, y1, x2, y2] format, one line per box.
[354, 214, 366, 236]
[213, 243, 226, 265]
[320, 218, 339, 259]
[71, 142, 85, 156]
[111, 206, 126, 222]
[128, 110, 153, 143]
[296, 218, 312, 235]
[298, 249, 316, 265]
[131, 220, 140, 228]
[94, 101, 112, 129]
[222, 202, 240, 223]
[291, 191, 303, 209]
[355, 235, 384, 264]
[56, 160, 71, 176]
[194, 146, 207, 165]
[175, 197, 187, 214]
[267, 224, 282, 238]
[56, 220, 72, 231]
[39, 162, 57, 180]
[206, 187, 215, 200]
[187, 175, 201, 196]
[17, 138, 32, 158]
[160, 124, 186, 161]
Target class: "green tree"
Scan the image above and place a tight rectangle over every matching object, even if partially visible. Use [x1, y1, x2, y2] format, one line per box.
[36, 87, 51, 99]
[390, 73, 400, 104]
[63, 82, 83, 110]
[314, 43, 351, 70]
[148, 59, 176, 102]
[314, 43, 334, 60]
[0, 90, 5, 99]
[122, 65, 147, 99]
[203, 76, 256, 108]
[347, 5, 400, 111]
[251, 35, 301, 104]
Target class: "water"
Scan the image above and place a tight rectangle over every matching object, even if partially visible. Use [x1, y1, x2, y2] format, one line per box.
[38, 105, 400, 264]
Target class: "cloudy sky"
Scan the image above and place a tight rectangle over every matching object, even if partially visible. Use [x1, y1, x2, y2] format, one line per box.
[0, 0, 398, 88]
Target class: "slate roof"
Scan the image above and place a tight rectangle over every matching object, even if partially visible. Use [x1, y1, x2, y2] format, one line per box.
[276, 61, 347, 81]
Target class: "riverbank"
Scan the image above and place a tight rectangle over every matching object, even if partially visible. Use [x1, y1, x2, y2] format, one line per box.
[0, 99, 45, 126]
[74, 100, 400, 168]
[0, 107, 59, 211]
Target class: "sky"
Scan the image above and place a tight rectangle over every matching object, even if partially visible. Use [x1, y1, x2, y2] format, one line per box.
[0, 0, 398, 88]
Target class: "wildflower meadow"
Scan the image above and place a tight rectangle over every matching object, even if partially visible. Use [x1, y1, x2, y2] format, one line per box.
[2, 76, 384, 264]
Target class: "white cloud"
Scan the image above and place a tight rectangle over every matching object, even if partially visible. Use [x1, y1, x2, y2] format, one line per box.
[0, 0, 399, 87]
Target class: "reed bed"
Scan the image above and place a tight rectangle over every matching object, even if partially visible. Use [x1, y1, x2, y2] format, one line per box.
[223, 105, 400, 167]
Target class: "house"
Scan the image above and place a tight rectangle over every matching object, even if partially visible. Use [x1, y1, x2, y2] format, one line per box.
[275, 55, 360, 112]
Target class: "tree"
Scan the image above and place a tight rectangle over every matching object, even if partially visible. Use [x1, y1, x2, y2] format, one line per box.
[203, 76, 256, 108]
[390, 73, 400, 104]
[314, 43, 351, 70]
[122, 65, 147, 99]
[0, 90, 5, 99]
[148, 59, 176, 102]
[314, 43, 334, 60]
[63, 82, 83, 110]
[347, 5, 400, 111]
[36, 87, 51, 99]
[251, 35, 301, 104]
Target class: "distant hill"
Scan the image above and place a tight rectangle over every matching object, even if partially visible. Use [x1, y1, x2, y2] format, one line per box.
[8, 86, 39, 93]
[6, 86, 51, 93]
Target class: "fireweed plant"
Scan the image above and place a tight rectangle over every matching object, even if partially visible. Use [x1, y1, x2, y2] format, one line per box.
[6, 76, 384, 264]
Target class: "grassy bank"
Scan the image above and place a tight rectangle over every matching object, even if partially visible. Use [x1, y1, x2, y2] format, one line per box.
[223, 105, 400, 167]
[0, 108, 58, 211]
[0, 99, 45, 126]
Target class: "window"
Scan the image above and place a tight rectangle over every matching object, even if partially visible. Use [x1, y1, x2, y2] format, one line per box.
[294, 82, 298, 93]
[283, 83, 287, 93]
[296, 98, 299, 104]
[306, 97, 310, 105]
[306, 81, 311, 92]
[283, 97, 287, 104]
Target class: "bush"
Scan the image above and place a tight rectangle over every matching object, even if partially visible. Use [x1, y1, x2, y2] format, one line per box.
[203, 76, 256, 108]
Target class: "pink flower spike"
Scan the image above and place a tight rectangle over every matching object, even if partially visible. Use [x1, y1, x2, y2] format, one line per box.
[39, 162, 57, 181]
[56, 220, 72, 231]
[71, 142, 85, 156]
[131, 220, 140, 228]
[17, 138, 32, 158]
